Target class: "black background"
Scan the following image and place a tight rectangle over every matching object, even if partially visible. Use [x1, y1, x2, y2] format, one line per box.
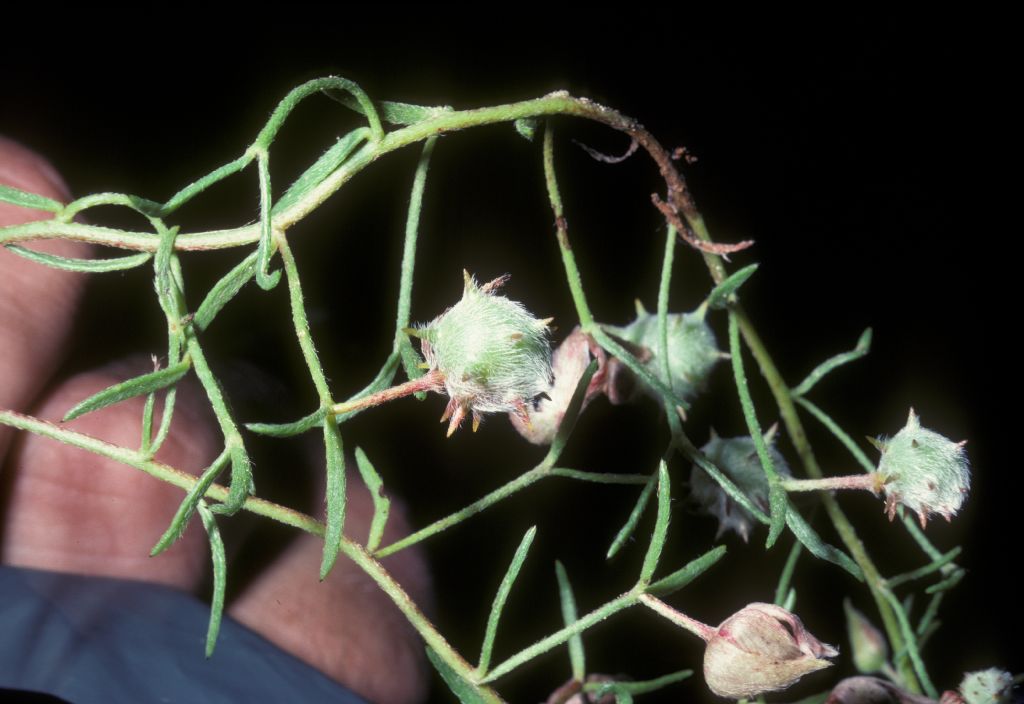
[3, 18, 1016, 703]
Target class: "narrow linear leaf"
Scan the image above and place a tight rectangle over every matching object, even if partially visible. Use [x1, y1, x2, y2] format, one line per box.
[925, 568, 965, 595]
[683, 440, 770, 524]
[704, 263, 759, 310]
[151, 448, 231, 556]
[514, 118, 538, 141]
[4, 245, 151, 273]
[783, 587, 797, 611]
[792, 327, 873, 397]
[197, 501, 226, 658]
[544, 360, 598, 466]
[254, 153, 281, 290]
[478, 526, 537, 676]
[728, 313, 787, 547]
[194, 251, 257, 332]
[161, 154, 252, 215]
[354, 447, 391, 553]
[140, 391, 156, 453]
[63, 360, 191, 422]
[794, 396, 875, 473]
[245, 407, 326, 437]
[328, 91, 452, 126]
[320, 422, 346, 579]
[882, 590, 937, 697]
[210, 444, 254, 516]
[554, 561, 585, 681]
[646, 545, 727, 597]
[274, 128, 370, 214]
[774, 540, 803, 606]
[639, 462, 671, 584]
[0, 183, 62, 212]
[587, 669, 693, 696]
[426, 647, 490, 704]
[607, 473, 656, 560]
[786, 510, 864, 581]
[887, 547, 962, 588]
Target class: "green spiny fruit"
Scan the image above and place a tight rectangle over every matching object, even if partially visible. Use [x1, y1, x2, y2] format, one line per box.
[609, 302, 722, 403]
[690, 429, 792, 542]
[959, 668, 1014, 704]
[873, 409, 970, 528]
[414, 271, 552, 436]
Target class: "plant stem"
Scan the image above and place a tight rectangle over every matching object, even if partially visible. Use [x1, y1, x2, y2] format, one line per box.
[780, 474, 884, 494]
[638, 594, 716, 642]
[329, 371, 444, 416]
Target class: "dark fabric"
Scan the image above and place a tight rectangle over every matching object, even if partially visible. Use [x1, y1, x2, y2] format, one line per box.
[0, 565, 367, 704]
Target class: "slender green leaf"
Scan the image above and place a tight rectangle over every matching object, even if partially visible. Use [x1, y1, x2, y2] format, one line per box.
[728, 313, 787, 547]
[426, 647, 490, 704]
[792, 328, 872, 397]
[194, 251, 257, 332]
[794, 396, 875, 473]
[0, 183, 63, 212]
[704, 263, 758, 310]
[255, 152, 281, 290]
[639, 462, 671, 584]
[782, 587, 797, 611]
[646, 545, 727, 597]
[328, 91, 452, 126]
[162, 154, 252, 215]
[554, 561, 585, 681]
[543, 360, 598, 466]
[656, 225, 677, 397]
[63, 360, 191, 422]
[775, 541, 803, 606]
[197, 501, 226, 658]
[607, 472, 656, 560]
[786, 510, 863, 580]
[140, 390, 156, 454]
[209, 444, 254, 516]
[514, 118, 538, 141]
[478, 526, 537, 676]
[274, 128, 370, 214]
[680, 435, 770, 524]
[4, 245, 151, 273]
[245, 407, 326, 437]
[887, 547, 962, 588]
[151, 448, 231, 556]
[882, 589, 937, 697]
[588, 669, 693, 696]
[925, 568, 964, 595]
[354, 447, 391, 553]
[591, 328, 687, 410]
[320, 421, 346, 579]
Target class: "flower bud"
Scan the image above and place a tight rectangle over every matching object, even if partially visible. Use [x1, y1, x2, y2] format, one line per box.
[509, 327, 608, 445]
[703, 602, 838, 699]
[689, 430, 793, 542]
[416, 272, 552, 436]
[844, 599, 888, 674]
[608, 304, 721, 403]
[959, 668, 1014, 704]
[874, 409, 970, 527]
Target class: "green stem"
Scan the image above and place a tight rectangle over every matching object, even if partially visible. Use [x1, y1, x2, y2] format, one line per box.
[479, 591, 639, 684]
[637, 593, 716, 641]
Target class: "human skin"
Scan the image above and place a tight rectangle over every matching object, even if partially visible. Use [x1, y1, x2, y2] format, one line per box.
[0, 137, 432, 704]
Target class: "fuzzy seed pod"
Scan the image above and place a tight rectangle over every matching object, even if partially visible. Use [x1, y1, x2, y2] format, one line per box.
[415, 272, 552, 436]
[958, 669, 1014, 704]
[874, 409, 970, 527]
[608, 303, 722, 403]
[690, 430, 793, 542]
[703, 603, 838, 699]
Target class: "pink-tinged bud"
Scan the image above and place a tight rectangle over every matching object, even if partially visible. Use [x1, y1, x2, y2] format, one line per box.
[844, 599, 888, 674]
[703, 603, 838, 699]
[827, 676, 936, 704]
[510, 327, 608, 445]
